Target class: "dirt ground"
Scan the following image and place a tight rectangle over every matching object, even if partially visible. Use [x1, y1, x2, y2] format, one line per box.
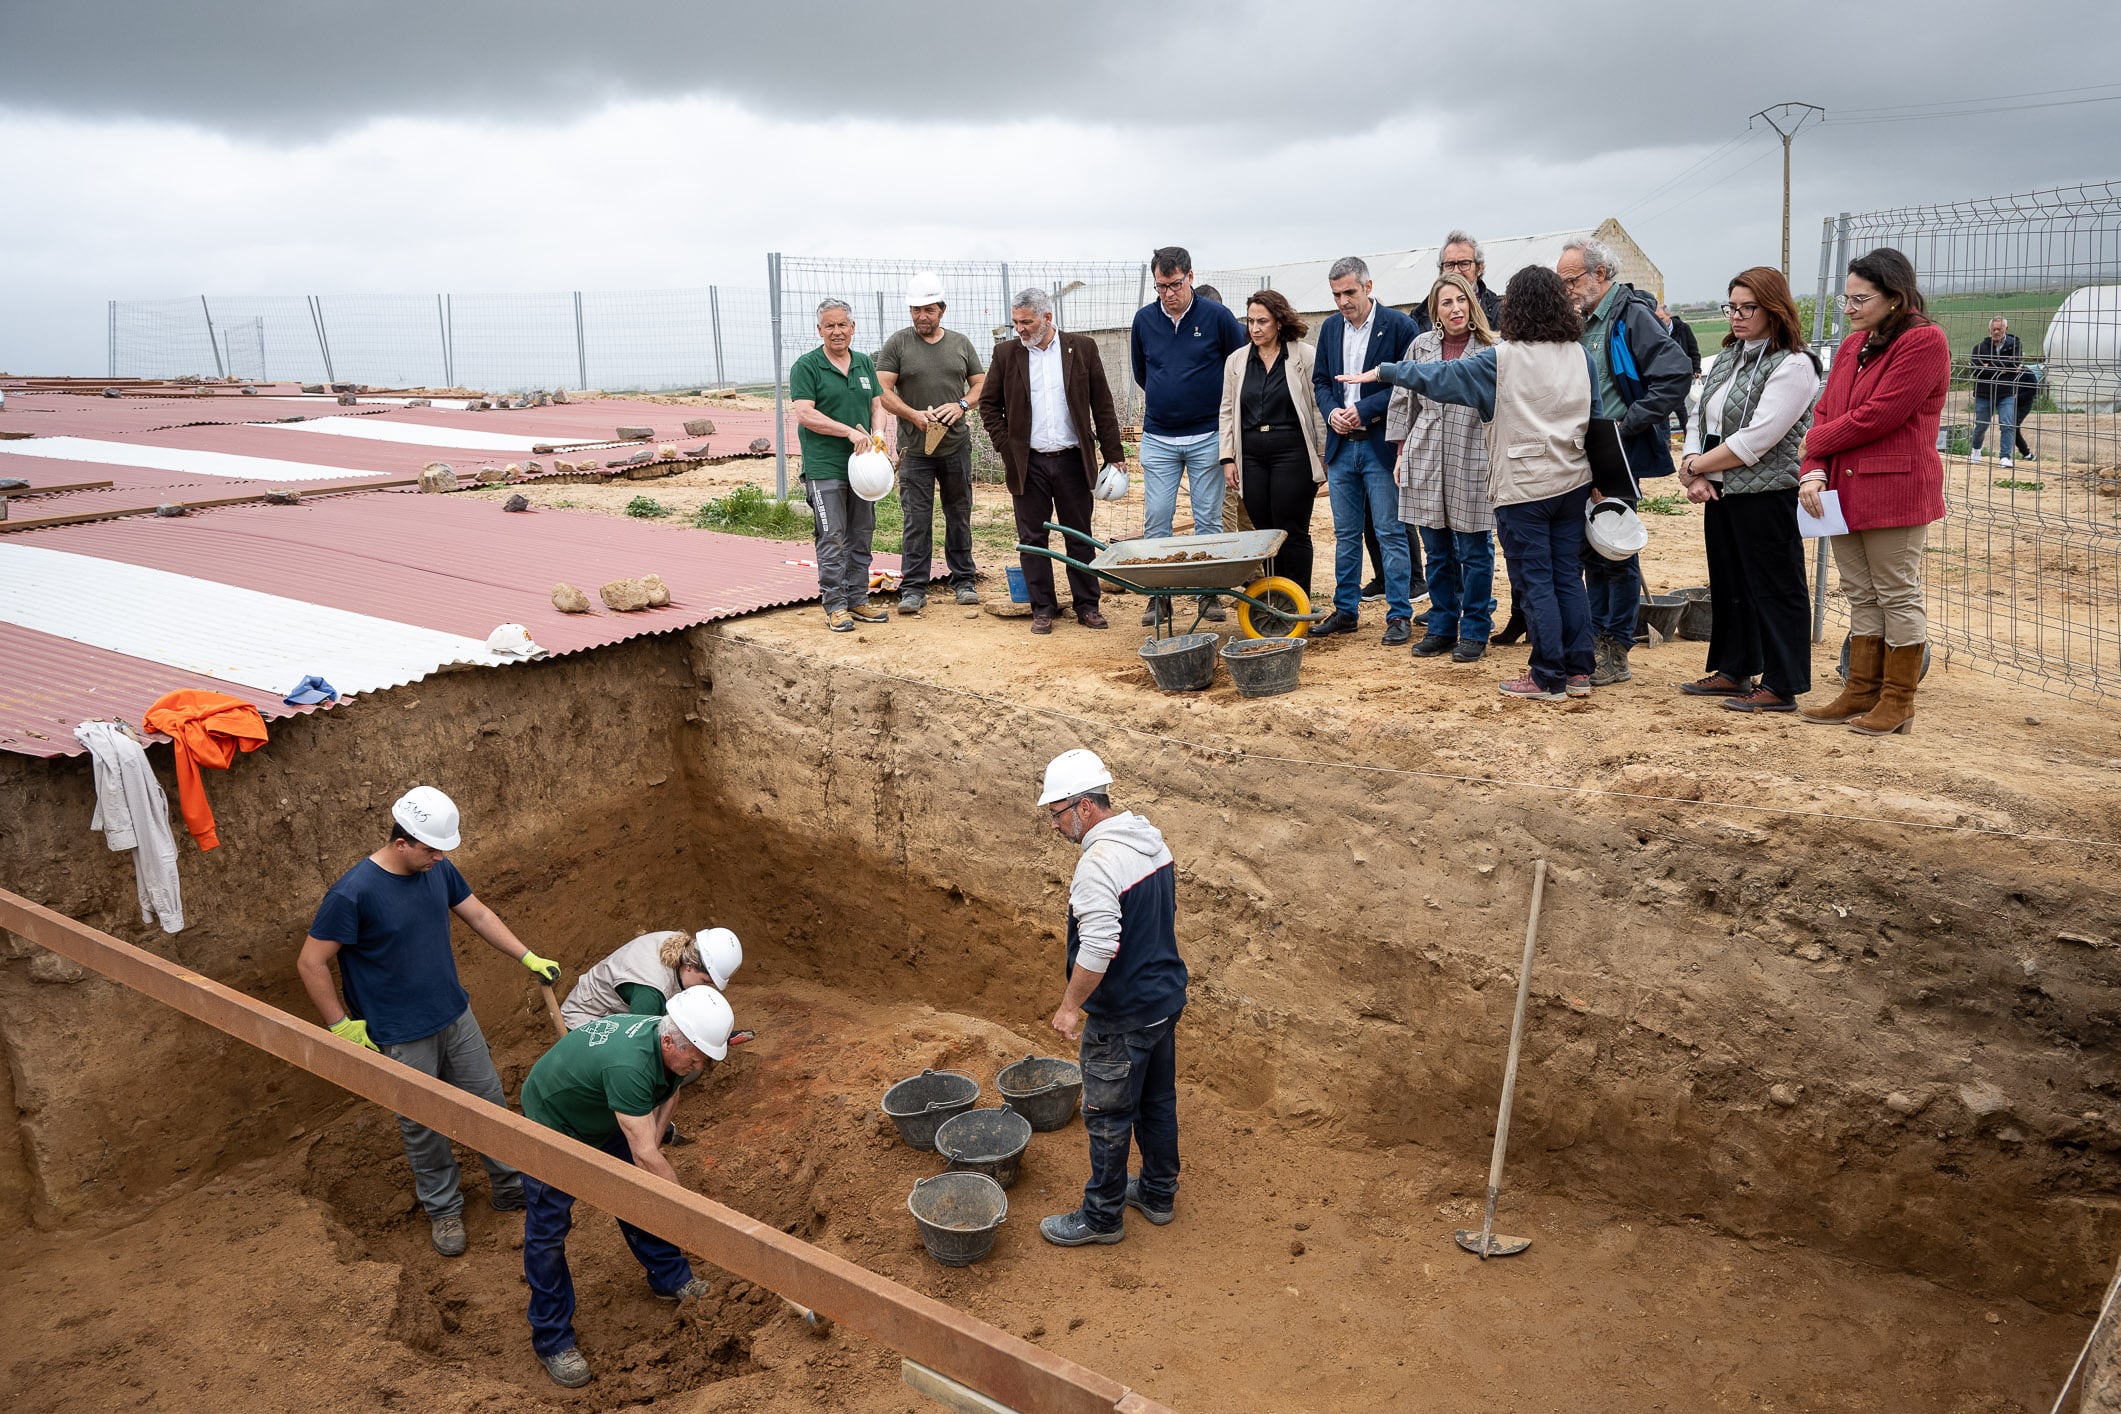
[0, 977, 2083, 1413]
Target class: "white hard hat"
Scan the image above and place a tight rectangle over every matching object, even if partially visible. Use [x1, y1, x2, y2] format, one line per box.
[1585, 499, 1649, 562]
[905, 271, 947, 307]
[848, 444, 895, 502]
[485, 622, 539, 657]
[1094, 464, 1129, 502]
[693, 927, 743, 990]
[1039, 748, 1112, 806]
[666, 985, 734, 1061]
[391, 785, 461, 850]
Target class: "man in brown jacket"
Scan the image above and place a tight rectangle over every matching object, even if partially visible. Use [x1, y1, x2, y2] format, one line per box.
[980, 287, 1129, 634]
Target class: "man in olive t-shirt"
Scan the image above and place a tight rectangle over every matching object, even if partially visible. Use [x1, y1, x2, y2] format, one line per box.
[789, 298, 889, 632]
[877, 272, 987, 613]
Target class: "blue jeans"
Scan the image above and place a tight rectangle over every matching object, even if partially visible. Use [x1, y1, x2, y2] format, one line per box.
[1076, 1014, 1181, 1233]
[379, 1007, 521, 1219]
[523, 1128, 694, 1356]
[1327, 440, 1412, 620]
[1418, 527, 1496, 643]
[1972, 390, 2017, 454]
[1138, 432, 1224, 540]
[1578, 490, 1641, 643]
[1494, 484, 1596, 691]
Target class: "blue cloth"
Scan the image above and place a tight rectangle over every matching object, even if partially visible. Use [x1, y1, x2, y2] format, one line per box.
[284, 675, 338, 706]
[309, 858, 473, 1046]
[1420, 526, 1496, 642]
[1327, 440, 1413, 620]
[1066, 862, 1187, 1033]
[1137, 431, 1225, 540]
[1129, 298, 1248, 438]
[1579, 489, 1642, 642]
[1311, 304, 1420, 462]
[523, 1128, 694, 1356]
[1493, 484, 1596, 691]
[1077, 1014, 1181, 1233]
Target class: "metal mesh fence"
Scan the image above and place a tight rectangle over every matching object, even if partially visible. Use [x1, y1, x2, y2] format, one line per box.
[1808, 180, 2121, 699]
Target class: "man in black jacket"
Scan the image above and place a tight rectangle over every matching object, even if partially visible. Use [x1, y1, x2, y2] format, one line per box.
[1411, 229, 1504, 333]
[1657, 300, 1702, 377]
[1969, 317, 2023, 468]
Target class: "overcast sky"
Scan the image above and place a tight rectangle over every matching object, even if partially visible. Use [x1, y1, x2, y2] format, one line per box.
[5, 0, 2120, 376]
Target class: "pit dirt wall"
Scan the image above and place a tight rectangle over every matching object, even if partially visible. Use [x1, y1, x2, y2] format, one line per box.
[684, 629, 2121, 1312]
[0, 636, 702, 1230]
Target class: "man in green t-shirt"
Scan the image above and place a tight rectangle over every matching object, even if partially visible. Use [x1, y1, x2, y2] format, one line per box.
[789, 298, 890, 633]
[517, 987, 735, 1389]
[876, 271, 987, 614]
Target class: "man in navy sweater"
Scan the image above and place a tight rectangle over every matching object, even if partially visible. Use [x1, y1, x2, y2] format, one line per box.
[1313, 256, 1422, 644]
[1131, 245, 1249, 623]
[1036, 749, 1188, 1247]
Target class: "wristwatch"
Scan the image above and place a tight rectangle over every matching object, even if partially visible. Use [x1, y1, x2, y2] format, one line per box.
[956, 398, 970, 411]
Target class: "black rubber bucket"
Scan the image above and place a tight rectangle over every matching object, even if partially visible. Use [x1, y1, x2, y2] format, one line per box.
[996, 1054, 1083, 1132]
[1222, 635, 1305, 698]
[935, 1107, 1034, 1189]
[1671, 585, 1714, 641]
[1637, 592, 1687, 642]
[881, 1069, 979, 1152]
[1139, 632, 1219, 692]
[907, 1172, 1007, 1267]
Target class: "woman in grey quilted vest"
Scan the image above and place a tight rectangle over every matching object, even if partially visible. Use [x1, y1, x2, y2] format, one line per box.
[1675, 267, 1822, 713]
[1386, 273, 1499, 663]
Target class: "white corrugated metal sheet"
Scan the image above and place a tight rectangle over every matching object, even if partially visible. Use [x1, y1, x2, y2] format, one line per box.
[0, 543, 517, 697]
[0, 436, 388, 483]
[252, 419, 608, 451]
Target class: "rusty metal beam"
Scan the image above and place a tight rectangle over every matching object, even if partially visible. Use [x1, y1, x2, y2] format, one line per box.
[0, 888, 1175, 1414]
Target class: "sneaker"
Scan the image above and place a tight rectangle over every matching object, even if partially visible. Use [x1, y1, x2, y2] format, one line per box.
[430, 1214, 467, 1257]
[1409, 586, 1430, 605]
[539, 1348, 594, 1389]
[490, 1183, 526, 1212]
[1723, 687, 1797, 713]
[1565, 674, 1593, 698]
[1381, 617, 1412, 646]
[1412, 632, 1455, 658]
[1360, 579, 1386, 603]
[1679, 671, 1753, 697]
[1998, 456, 2015, 469]
[954, 584, 982, 606]
[1312, 610, 1359, 637]
[1124, 1177, 1175, 1226]
[1968, 448, 1984, 464]
[1451, 639, 1487, 663]
[1498, 672, 1566, 701]
[898, 591, 925, 615]
[654, 1275, 713, 1304]
[1039, 1210, 1125, 1247]
[1198, 596, 1227, 623]
[848, 601, 888, 624]
[826, 609, 855, 633]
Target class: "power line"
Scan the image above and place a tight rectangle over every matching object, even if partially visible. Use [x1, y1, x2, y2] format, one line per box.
[1614, 128, 1763, 218]
[1634, 145, 1778, 227]
[1835, 79, 2121, 116]
[1829, 92, 2121, 127]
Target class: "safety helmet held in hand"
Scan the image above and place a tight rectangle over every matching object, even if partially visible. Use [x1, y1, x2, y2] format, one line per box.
[391, 785, 461, 850]
[904, 271, 947, 307]
[1585, 499, 1649, 562]
[692, 927, 743, 990]
[1094, 464, 1129, 502]
[848, 438, 895, 502]
[1039, 748, 1113, 806]
[665, 985, 735, 1061]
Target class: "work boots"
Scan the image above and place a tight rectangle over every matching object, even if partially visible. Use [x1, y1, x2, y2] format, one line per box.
[1802, 634, 1883, 724]
[1589, 636, 1632, 687]
[1847, 643, 1924, 736]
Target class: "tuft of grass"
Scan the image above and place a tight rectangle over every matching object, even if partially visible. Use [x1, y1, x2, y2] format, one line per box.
[1992, 479, 2046, 491]
[1637, 493, 1688, 516]
[691, 482, 811, 537]
[625, 495, 672, 518]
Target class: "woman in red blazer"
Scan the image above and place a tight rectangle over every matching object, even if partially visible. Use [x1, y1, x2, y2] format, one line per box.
[1796, 248, 1951, 735]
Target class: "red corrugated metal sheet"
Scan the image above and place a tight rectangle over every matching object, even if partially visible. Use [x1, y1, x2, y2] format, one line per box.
[362, 399, 792, 450]
[0, 393, 378, 438]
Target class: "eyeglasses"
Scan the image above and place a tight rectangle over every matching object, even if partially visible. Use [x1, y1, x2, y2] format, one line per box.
[1558, 269, 1590, 288]
[1720, 302, 1761, 318]
[1153, 277, 1189, 295]
[1440, 258, 1479, 274]
[1838, 293, 1878, 310]
[1047, 799, 1081, 823]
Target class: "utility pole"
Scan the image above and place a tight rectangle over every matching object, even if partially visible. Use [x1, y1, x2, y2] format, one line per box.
[1750, 103, 1825, 280]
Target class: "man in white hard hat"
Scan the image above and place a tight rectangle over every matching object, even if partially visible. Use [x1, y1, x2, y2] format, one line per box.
[1035, 749, 1189, 1247]
[877, 272, 987, 614]
[297, 785, 564, 1258]
[517, 986, 735, 1389]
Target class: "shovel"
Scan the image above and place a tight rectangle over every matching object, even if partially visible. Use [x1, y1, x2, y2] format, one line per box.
[1454, 857, 1547, 1261]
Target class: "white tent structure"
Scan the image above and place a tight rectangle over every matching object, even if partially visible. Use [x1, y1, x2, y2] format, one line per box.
[2044, 285, 2121, 412]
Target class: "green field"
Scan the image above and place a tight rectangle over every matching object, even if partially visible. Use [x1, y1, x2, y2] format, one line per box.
[1675, 289, 2075, 357]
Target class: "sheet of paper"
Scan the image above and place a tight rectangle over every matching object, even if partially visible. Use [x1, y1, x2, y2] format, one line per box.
[1798, 488, 1848, 539]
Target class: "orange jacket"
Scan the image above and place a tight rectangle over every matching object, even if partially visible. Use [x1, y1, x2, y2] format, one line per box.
[141, 690, 269, 850]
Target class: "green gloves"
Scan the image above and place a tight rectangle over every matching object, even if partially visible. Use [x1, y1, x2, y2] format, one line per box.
[521, 950, 561, 984]
[331, 1017, 379, 1051]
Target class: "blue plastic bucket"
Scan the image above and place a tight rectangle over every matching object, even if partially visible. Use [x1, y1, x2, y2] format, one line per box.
[1005, 566, 1030, 603]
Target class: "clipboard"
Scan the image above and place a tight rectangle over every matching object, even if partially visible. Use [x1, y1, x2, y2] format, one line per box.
[1586, 418, 1639, 499]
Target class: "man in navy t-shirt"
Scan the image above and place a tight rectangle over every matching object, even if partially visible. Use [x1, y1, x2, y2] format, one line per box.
[296, 785, 565, 1258]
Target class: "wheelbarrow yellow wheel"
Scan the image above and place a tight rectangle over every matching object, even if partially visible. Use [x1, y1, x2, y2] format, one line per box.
[1237, 576, 1311, 639]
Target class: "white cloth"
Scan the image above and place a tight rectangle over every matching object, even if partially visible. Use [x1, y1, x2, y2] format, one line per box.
[559, 929, 688, 1029]
[1340, 303, 1376, 407]
[1067, 811, 1173, 974]
[73, 721, 184, 934]
[1683, 339, 1821, 480]
[1025, 332, 1079, 452]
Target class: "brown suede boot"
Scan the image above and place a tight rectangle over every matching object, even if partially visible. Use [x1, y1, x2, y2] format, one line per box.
[1848, 643, 1923, 735]
[1801, 634, 1883, 724]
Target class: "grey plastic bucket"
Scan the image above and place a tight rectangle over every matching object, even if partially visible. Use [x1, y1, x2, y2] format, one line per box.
[1222, 635, 1305, 698]
[907, 1171, 1008, 1266]
[935, 1107, 1034, 1189]
[996, 1054, 1082, 1132]
[881, 1069, 980, 1152]
[1671, 585, 1714, 641]
[1139, 631, 1219, 692]
[1637, 592, 1687, 642]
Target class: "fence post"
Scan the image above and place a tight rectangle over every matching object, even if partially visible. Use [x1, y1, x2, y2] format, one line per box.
[107, 300, 117, 380]
[999, 263, 1010, 328]
[308, 296, 337, 385]
[769, 252, 788, 501]
[875, 290, 888, 349]
[1810, 216, 1835, 347]
[435, 295, 451, 387]
[1810, 213, 1851, 644]
[201, 296, 226, 379]
[573, 291, 588, 392]
[709, 285, 725, 386]
[1126, 263, 1149, 429]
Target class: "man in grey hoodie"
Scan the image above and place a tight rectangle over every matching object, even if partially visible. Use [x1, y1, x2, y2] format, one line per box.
[1035, 749, 1189, 1246]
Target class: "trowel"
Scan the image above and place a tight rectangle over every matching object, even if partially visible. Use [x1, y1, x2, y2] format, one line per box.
[923, 416, 950, 455]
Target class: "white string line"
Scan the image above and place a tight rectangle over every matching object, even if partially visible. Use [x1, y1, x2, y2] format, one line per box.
[2049, 1265, 2121, 1414]
[709, 631, 2121, 853]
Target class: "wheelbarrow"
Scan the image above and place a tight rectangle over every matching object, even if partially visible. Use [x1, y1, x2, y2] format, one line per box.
[1014, 523, 1330, 639]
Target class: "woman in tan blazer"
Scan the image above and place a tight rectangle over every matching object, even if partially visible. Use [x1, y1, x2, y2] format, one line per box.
[1218, 289, 1329, 597]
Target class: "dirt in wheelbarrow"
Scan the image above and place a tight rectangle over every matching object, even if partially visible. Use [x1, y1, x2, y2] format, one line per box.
[1125, 549, 1222, 565]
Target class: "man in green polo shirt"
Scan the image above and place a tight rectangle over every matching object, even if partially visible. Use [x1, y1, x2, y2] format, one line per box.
[517, 987, 735, 1389]
[790, 298, 890, 633]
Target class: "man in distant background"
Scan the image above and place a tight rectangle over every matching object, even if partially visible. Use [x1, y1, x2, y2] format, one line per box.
[1657, 299, 1702, 377]
[1969, 316, 2023, 468]
[877, 271, 986, 614]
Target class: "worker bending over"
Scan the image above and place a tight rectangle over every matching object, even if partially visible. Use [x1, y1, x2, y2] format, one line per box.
[559, 927, 743, 1028]
[1036, 749, 1190, 1247]
[518, 986, 735, 1389]
[297, 786, 563, 1258]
